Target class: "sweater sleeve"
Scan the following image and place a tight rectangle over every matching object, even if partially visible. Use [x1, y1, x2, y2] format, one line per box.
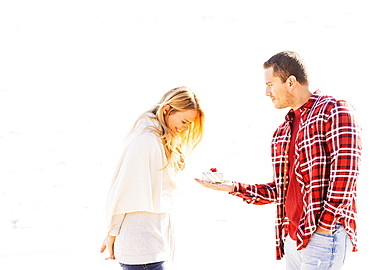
[108, 214, 125, 236]
[106, 129, 170, 233]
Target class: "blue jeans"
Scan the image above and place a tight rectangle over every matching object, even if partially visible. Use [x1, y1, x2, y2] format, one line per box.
[285, 224, 353, 270]
[119, 261, 167, 270]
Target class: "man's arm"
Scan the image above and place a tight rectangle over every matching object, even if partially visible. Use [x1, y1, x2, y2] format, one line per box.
[318, 101, 362, 232]
[195, 178, 277, 205]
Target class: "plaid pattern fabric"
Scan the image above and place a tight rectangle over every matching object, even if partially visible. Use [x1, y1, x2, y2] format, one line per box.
[231, 93, 362, 260]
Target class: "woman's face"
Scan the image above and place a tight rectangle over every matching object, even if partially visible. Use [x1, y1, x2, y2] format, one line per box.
[165, 107, 198, 136]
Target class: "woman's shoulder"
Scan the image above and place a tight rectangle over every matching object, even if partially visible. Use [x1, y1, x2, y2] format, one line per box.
[135, 128, 160, 146]
[127, 118, 162, 149]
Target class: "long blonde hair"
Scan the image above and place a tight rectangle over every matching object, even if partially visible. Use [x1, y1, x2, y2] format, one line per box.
[134, 86, 204, 171]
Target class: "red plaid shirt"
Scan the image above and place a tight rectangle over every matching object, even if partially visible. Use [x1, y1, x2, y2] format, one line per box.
[231, 92, 362, 260]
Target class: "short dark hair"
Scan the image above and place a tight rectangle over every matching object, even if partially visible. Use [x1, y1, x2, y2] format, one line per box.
[263, 51, 309, 85]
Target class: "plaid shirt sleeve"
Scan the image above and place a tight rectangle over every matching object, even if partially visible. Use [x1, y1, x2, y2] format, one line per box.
[231, 181, 277, 205]
[317, 100, 362, 232]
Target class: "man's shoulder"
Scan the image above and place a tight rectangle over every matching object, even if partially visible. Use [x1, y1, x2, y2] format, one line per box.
[311, 94, 350, 111]
[314, 93, 351, 106]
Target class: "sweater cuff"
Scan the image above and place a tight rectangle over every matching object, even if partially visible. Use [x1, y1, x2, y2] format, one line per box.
[108, 214, 125, 236]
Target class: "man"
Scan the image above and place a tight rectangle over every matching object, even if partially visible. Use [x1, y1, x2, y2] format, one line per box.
[195, 51, 362, 269]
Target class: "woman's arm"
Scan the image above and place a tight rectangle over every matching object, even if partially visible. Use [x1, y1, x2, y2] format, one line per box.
[100, 214, 125, 260]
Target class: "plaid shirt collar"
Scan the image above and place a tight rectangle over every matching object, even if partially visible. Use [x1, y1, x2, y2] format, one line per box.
[285, 90, 322, 122]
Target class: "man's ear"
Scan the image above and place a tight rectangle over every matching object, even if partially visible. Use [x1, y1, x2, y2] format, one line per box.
[288, 75, 297, 88]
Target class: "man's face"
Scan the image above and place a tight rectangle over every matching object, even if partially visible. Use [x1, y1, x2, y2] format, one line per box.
[264, 67, 294, 109]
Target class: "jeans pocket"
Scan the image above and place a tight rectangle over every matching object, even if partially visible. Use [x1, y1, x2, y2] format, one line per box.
[301, 232, 336, 269]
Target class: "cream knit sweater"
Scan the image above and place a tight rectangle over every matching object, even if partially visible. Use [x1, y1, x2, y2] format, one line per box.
[106, 114, 176, 264]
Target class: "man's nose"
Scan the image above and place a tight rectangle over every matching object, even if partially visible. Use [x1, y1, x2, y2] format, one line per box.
[265, 87, 271, 96]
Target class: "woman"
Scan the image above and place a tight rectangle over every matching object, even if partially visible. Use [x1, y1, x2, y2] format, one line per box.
[100, 86, 205, 269]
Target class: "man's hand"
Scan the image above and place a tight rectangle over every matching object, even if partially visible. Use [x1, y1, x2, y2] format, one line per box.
[100, 235, 116, 260]
[194, 178, 234, 193]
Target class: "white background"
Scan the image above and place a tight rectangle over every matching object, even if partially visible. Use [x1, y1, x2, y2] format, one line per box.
[1, 1, 369, 269]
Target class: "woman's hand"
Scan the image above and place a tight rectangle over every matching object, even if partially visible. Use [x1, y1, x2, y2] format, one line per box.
[100, 235, 116, 260]
[194, 178, 234, 193]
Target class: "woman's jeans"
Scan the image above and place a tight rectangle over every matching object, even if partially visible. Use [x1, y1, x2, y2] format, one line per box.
[119, 261, 167, 270]
[285, 224, 353, 270]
